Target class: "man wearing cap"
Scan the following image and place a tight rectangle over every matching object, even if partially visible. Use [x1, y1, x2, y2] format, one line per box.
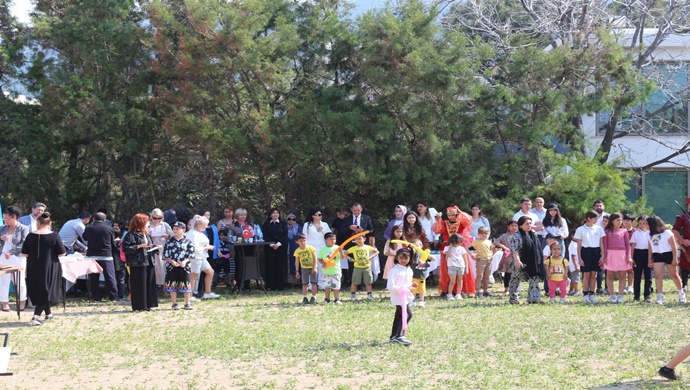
[433, 206, 473, 297]
[83, 212, 119, 301]
[18, 202, 46, 232]
[673, 198, 690, 266]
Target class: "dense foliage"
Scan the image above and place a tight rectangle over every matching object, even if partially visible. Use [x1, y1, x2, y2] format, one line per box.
[0, 0, 666, 230]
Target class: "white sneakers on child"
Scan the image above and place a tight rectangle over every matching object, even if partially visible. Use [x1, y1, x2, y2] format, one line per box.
[455, 294, 463, 300]
[680, 291, 687, 303]
[447, 294, 455, 301]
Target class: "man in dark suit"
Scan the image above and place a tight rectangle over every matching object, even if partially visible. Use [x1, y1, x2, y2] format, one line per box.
[83, 212, 119, 301]
[344, 202, 375, 285]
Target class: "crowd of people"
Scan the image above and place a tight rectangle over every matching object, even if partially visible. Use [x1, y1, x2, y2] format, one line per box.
[1, 198, 690, 331]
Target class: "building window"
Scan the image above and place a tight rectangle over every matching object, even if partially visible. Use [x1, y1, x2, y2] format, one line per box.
[598, 63, 688, 135]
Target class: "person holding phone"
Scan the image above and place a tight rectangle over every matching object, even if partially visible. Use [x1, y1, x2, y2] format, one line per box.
[122, 213, 159, 311]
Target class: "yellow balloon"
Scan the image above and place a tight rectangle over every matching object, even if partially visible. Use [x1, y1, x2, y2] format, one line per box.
[390, 240, 430, 261]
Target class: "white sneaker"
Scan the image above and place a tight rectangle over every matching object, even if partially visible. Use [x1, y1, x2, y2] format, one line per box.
[447, 294, 455, 301]
[203, 292, 220, 299]
[656, 293, 665, 305]
[190, 296, 200, 302]
[574, 291, 583, 296]
[589, 295, 598, 303]
[609, 295, 617, 303]
[408, 301, 416, 307]
[582, 295, 591, 303]
[626, 286, 634, 294]
[417, 301, 426, 307]
[680, 291, 687, 303]
[617, 295, 624, 303]
[549, 298, 556, 303]
[559, 298, 567, 304]
[351, 294, 358, 301]
[455, 294, 463, 300]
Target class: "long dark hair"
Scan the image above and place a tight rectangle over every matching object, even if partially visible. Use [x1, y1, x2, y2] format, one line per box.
[305, 207, 323, 225]
[647, 216, 667, 236]
[543, 207, 563, 228]
[605, 213, 622, 231]
[403, 211, 424, 237]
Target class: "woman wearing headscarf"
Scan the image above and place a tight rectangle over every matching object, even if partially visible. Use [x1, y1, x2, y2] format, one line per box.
[383, 205, 408, 241]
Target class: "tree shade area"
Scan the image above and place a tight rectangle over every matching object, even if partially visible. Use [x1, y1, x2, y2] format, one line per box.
[3, 0, 689, 226]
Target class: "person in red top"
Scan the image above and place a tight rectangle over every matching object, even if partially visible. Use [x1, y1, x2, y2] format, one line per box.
[433, 206, 473, 297]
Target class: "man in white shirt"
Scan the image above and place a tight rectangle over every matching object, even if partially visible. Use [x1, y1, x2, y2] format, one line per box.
[18, 202, 46, 233]
[58, 211, 91, 253]
[513, 198, 539, 225]
[530, 197, 547, 242]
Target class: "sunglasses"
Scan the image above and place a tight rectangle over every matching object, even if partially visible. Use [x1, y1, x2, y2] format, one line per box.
[314, 213, 322, 216]
[287, 218, 295, 221]
[152, 217, 162, 220]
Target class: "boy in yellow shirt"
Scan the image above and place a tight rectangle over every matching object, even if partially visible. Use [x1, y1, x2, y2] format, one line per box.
[294, 233, 318, 304]
[471, 226, 497, 297]
[343, 235, 379, 301]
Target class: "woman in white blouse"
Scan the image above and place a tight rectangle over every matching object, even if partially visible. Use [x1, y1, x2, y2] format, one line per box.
[303, 208, 331, 289]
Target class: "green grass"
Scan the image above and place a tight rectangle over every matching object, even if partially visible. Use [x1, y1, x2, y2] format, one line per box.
[2, 281, 690, 389]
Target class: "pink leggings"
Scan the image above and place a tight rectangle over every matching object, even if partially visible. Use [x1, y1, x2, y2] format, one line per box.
[548, 279, 568, 299]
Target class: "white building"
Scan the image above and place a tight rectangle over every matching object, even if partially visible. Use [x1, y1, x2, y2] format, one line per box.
[583, 29, 690, 223]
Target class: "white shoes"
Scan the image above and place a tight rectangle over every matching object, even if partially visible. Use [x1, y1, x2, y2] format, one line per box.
[203, 292, 220, 299]
[656, 293, 665, 305]
[190, 296, 200, 302]
[408, 301, 416, 307]
[447, 294, 455, 301]
[589, 294, 598, 303]
[417, 301, 426, 307]
[582, 295, 591, 303]
[609, 295, 617, 303]
[559, 298, 567, 304]
[549, 298, 556, 303]
[680, 291, 687, 303]
[455, 294, 463, 300]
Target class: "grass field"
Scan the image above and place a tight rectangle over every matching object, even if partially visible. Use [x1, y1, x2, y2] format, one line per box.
[1, 280, 690, 389]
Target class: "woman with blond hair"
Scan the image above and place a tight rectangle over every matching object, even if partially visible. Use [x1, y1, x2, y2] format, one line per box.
[148, 208, 173, 287]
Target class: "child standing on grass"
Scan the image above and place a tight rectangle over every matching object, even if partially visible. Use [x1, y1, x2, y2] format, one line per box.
[443, 234, 468, 301]
[601, 213, 632, 304]
[317, 233, 342, 304]
[383, 225, 404, 279]
[471, 226, 495, 297]
[545, 242, 568, 304]
[630, 215, 651, 302]
[387, 248, 417, 345]
[163, 221, 195, 310]
[294, 233, 318, 304]
[573, 211, 606, 304]
[495, 220, 518, 295]
[344, 235, 379, 301]
[409, 239, 430, 307]
[647, 216, 685, 305]
[567, 234, 581, 296]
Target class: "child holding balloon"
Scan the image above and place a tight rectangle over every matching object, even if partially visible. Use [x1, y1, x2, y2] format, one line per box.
[387, 247, 417, 345]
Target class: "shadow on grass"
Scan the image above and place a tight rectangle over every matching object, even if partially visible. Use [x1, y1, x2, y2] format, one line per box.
[588, 379, 677, 389]
[311, 340, 390, 351]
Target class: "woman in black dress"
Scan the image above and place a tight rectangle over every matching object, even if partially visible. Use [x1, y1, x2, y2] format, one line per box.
[122, 213, 159, 311]
[21, 212, 66, 326]
[262, 208, 288, 291]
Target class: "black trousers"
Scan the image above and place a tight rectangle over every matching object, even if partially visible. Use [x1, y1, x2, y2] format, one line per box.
[633, 249, 652, 300]
[115, 269, 126, 299]
[390, 305, 413, 338]
[89, 260, 119, 301]
[264, 246, 287, 290]
[129, 264, 158, 311]
[503, 272, 512, 288]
